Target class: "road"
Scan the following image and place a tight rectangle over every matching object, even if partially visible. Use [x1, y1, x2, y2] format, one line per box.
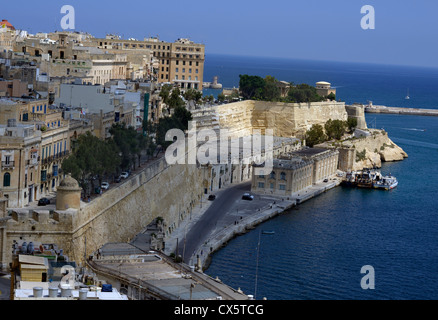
[176, 181, 251, 264]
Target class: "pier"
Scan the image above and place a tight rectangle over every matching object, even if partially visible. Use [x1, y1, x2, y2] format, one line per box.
[363, 105, 438, 116]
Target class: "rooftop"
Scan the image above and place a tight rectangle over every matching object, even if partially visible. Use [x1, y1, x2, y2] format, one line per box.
[90, 243, 249, 300]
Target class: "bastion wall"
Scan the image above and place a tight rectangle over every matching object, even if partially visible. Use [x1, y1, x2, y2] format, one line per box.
[213, 100, 350, 138]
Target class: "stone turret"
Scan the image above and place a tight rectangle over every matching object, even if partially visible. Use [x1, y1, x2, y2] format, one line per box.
[56, 174, 82, 210]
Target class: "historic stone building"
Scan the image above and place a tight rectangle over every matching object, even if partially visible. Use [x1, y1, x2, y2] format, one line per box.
[0, 120, 42, 207]
[251, 148, 339, 197]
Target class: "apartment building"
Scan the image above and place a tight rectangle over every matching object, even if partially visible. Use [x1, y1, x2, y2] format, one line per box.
[87, 36, 205, 90]
[0, 120, 42, 207]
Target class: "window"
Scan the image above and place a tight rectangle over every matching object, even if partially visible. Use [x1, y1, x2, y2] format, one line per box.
[175, 75, 178, 80]
[258, 182, 265, 188]
[279, 184, 286, 191]
[270, 183, 274, 189]
[3, 173, 11, 187]
[270, 171, 276, 179]
[280, 172, 286, 180]
[41, 170, 47, 182]
[175, 68, 179, 72]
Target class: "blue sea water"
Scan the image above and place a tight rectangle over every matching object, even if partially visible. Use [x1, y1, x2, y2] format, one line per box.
[203, 54, 438, 300]
[203, 54, 438, 109]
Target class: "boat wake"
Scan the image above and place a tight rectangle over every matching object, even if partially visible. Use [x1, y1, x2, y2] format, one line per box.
[401, 128, 426, 132]
[392, 137, 438, 149]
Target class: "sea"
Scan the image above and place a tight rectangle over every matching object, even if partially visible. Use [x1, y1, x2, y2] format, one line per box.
[202, 54, 438, 300]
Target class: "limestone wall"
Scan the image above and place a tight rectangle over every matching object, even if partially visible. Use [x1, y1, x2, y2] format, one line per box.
[70, 157, 204, 263]
[208, 100, 348, 139]
[0, 156, 205, 267]
[336, 129, 408, 171]
[346, 105, 368, 129]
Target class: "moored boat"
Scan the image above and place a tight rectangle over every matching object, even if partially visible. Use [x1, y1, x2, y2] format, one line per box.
[373, 176, 398, 190]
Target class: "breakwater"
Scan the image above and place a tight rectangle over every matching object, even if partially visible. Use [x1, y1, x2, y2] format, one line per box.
[364, 105, 438, 116]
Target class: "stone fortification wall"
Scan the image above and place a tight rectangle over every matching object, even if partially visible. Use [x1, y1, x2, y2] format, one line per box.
[320, 129, 408, 171]
[210, 100, 348, 139]
[1, 156, 205, 266]
[346, 105, 368, 129]
[70, 157, 203, 263]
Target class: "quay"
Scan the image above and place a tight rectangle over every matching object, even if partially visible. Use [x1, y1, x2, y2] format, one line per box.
[165, 177, 342, 274]
[363, 104, 438, 116]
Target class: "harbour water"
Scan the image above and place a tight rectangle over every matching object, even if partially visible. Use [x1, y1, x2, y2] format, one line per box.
[203, 54, 438, 300]
[203, 53, 438, 109]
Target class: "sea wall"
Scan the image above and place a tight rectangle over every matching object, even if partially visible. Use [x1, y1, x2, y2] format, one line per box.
[207, 100, 349, 139]
[331, 129, 408, 171]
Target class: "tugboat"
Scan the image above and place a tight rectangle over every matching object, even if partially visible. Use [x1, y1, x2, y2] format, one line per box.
[373, 175, 398, 190]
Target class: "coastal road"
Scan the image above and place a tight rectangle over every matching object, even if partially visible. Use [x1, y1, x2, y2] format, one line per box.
[176, 181, 251, 264]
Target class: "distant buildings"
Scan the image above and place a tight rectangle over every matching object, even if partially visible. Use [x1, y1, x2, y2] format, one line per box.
[0, 22, 205, 209]
[315, 81, 336, 98]
[86, 35, 205, 90]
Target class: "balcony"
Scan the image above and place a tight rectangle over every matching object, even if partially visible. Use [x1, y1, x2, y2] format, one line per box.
[1, 161, 15, 169]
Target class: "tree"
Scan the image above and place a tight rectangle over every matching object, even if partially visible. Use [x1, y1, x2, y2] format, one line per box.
[153, 106, 192, 148]
[239, 74, 265, 100]
[217, 92, 225, 103]
[346, 117, 358, 132]
[109, 123, 141, 171]
[61, 131, 121, 196]
[159, 84, 172, 105]
[183, 88, 202, 107]
[305, 124, 327, 147]
[287, 84, 324, 103]
[327, 92, 336, 101]
[263, 75, 281, 101]
[168, 87, 185, 109]
[324, 119, 347, 140]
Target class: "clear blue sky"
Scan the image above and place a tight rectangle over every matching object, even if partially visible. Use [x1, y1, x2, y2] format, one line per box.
[3, 0, 438, 67]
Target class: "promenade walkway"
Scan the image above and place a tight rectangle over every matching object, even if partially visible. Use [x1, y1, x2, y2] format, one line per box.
[164, 177, 342, 271]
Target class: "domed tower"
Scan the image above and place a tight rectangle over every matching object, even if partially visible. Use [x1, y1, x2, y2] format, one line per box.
[56, 174, 82, 210]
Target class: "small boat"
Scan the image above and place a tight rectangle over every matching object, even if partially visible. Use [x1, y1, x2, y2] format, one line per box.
[373, 176, 398, 190]
[262, 231, 275, 235]
[405, 88, 410, 100]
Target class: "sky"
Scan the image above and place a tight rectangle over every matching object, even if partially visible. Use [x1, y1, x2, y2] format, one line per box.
[2, 0, 438, 68]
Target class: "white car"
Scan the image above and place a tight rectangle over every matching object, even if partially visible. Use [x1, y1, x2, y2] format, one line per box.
[120, 172, 129, 179]
[101, 182, 110, 190]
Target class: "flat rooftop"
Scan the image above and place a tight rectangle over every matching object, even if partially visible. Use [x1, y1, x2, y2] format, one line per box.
[91, 243, 248, 300]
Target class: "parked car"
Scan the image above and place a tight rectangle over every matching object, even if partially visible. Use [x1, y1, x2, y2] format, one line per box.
[38, 198, 50, 206]
[323, 179, 329, 183]
[120, 172, 129, 179]
[101, 182, 110, 190]
[242, 193, 254, 201]
[114, 176, 121, 183]
[208, 194, 216, 201]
